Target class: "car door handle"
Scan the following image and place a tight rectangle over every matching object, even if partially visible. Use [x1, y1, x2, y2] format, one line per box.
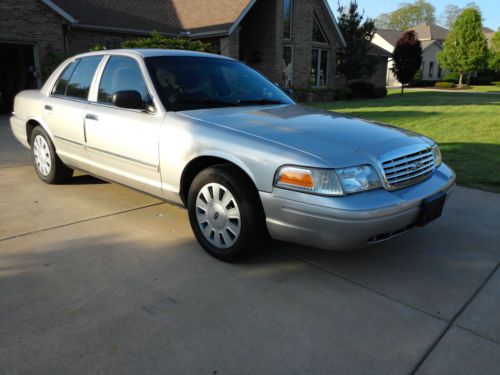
[44, 105, 53, 111]
[85, 113, 98, 121]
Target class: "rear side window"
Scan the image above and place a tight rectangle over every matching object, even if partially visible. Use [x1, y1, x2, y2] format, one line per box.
[52, 60, 79, 96]
[64, 56, 102, 99]
[97, 56, 150, 104]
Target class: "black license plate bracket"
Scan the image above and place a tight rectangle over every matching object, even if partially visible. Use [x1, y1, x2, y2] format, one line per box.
[417, 191, 446, 226]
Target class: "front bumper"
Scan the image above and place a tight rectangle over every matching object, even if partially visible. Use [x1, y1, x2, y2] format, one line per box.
[260, 163, 456, 250]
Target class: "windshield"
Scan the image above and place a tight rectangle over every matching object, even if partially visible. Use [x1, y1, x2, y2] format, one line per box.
[145, 56, 293, 111]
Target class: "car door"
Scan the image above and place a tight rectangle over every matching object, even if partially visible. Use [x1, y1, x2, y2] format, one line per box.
[42, 56, 103, 169]
[84, 55, 163, 197]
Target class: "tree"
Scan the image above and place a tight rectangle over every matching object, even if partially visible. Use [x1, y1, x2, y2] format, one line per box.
[374, 12, 392, 29]
[440, 3, 482, 29]
[488, 28, 500, 71]
[440, 4, 461, 29]
[392, 30, 422, 95]
[375, 0, 435, 31]
[336, 1, 378, 86]
[438, 8, 488, 86]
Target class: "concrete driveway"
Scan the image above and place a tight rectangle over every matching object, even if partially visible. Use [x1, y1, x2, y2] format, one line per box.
[0, 115, 499, 374]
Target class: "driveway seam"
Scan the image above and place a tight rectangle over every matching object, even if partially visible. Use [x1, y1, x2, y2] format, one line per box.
[0, 202, 166, 242]
[409, 261, 500, 375]
[280, 249, 448, 323]
[453, 323, 500, 346]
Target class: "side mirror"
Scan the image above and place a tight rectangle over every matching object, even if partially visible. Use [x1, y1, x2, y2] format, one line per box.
[112, 90, 154, 112]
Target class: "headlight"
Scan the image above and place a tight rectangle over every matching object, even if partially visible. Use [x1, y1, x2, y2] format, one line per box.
[432, 145, 442, 167]
[336, 165, 381, 194]
[274, 165, 381, 196]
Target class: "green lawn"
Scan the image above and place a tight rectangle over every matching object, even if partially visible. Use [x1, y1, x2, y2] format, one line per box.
[403, 85, 500, 93]
[311, 90, 500, 193]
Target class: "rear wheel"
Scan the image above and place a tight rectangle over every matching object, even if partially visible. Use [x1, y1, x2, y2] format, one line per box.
[187, 164, 267, 261]
[30, 126, 73, 184]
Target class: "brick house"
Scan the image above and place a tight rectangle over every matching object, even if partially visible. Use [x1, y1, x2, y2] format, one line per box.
[0, 0, 388, 111]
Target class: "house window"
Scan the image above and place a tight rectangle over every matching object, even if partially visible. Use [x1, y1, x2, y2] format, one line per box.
[282, 45, 293, 87]
[284, 0, 292, 39]
[429, 62, 434, 78]
[312, 14, 328, 43]
[437, 65, 442, 78]
[311, 48, 328, 86]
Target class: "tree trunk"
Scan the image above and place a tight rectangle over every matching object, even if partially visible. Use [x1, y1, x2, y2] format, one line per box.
[400, 83, 404, 96]
[459, 73, 463, 87]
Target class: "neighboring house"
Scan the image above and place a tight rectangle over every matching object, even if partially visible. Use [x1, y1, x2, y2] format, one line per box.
[483, 27, 495, 47]
[372, 22, 449, 86]
[0, 0, 389, 112]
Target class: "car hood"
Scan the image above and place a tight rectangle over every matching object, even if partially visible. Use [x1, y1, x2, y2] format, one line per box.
[179, 104, 431, 167]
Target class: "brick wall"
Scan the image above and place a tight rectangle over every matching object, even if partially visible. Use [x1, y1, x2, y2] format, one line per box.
[66, 29, 138, 55]
[238, 0, 341, 89]
[239, 0, 281, 83]
[219, 28, 240, 60]
[0, 0, 66, 78]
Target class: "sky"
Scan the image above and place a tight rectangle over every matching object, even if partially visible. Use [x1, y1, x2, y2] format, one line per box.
[328, 0, 500, 30]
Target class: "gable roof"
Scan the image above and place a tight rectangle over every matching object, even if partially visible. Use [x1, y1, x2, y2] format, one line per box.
[42, 0, 346, 47]
[375, 29, 402, 46]
[408, 22, 449, 41]
[45, 0, 180, 35]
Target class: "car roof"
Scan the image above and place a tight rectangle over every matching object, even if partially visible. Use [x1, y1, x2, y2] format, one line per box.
[72, 48, 233, 60]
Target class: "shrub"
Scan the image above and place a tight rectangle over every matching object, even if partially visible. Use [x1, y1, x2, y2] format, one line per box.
[347, 80, 375, 98]
[492, 81, 500, 86]
[371, 87, 387, 98]
[122, 31, 213, 52]
[435, 81, 455, 88]
[443, 72, 460, 83]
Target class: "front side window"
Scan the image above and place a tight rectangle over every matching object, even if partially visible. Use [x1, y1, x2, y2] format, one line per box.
[284, 0, 292, 39]
[429, 62, 434, 77]
[145, 56, 293, 111]
[310, 48, 328, 86]
[282, 46, 293, 87]
[98, 56, 150, 104]
[65, 56, 102, 99]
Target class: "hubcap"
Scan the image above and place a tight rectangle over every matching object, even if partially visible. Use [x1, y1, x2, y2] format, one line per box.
[33, 135, 51, 177]
[195, 183, 241, 249]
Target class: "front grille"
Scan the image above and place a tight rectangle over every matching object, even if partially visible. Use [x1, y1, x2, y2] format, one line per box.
[381, 147, 435, 189]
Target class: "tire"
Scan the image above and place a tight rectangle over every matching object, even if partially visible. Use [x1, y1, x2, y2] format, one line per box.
[30, 126, 73, 184]
[187, 164, 267, 261]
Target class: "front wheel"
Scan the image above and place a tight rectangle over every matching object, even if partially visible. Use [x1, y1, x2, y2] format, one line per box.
[30, 126, 73, 184]
[187, 164, 267, 261]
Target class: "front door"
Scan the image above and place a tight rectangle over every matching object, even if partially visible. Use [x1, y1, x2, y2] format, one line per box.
[85, 55, 163, 196]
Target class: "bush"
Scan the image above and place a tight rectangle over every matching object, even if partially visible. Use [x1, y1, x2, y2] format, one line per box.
[121, 31, 213, 52]
[347, 80, 375, 98]
[492, 81, 500, 86]
[291, 88, 335, 103]
[435, 81, 455, 88]
[371, 87, 387, 98]
[443, 72, 460, 83]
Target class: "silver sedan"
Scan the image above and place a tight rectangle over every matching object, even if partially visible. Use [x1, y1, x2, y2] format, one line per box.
[10, 49, 455, 261]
